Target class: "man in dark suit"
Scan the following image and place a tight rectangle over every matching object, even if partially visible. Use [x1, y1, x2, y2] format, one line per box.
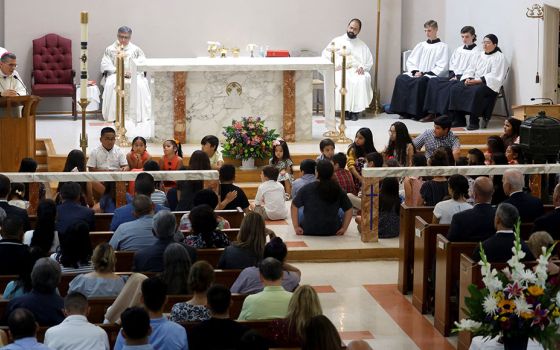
[0, 174, 31, 231]
[502, 169, 544, 223]
[56, 182, 95, 235]
[448, 177, 496, 242]
[0, 216, 31, 276]
[532, 184, 560, 239]
[472, 203, 534, 262]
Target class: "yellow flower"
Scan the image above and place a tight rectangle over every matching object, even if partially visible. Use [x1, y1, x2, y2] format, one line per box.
[500, 316, 508, 322]
[498, 299, 516, 314]
[520, 311, 534, 319]
[527, 285, 544, 297]
[552, 308, 560, 318]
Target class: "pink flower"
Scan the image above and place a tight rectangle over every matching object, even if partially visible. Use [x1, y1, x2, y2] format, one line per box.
[248, 123, 255, 129]
[234, 122, 242, 130]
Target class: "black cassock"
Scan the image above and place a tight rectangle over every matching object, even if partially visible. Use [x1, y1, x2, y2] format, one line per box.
[390, 74, 430, 119]
[422, 77, 462, 116]
[448, 82, 498, 123]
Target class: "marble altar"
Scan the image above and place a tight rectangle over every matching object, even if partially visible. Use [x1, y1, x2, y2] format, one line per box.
[130, 57, 334, 143]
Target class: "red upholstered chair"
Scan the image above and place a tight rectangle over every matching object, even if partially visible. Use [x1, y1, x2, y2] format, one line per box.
[31, 33, 76, 118]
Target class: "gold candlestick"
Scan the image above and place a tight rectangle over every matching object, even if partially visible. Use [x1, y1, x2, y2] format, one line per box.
[323, 41, 340, 138]
[336, 46, 352, 143]
[115, 46, 129, 147]
[368, 0, 383, 115]
[79, 98, 89, 155]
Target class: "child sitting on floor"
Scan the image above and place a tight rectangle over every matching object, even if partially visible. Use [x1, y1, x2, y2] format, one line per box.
[251, 166, 287, 221]
[201, 135, 224, 169]
[317, 138, 335, 162]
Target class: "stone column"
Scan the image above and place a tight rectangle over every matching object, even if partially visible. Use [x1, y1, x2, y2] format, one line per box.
[283, 70, 296, 142]
[173, 72, 187, 144]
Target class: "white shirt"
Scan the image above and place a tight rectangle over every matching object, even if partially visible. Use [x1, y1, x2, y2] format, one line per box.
[254, 180, 287, 220]
[86, 145, 127, 170]
[322, 34, 374, 71]
[101, 41, 146, 75]
[44, 315, 110, 350]
[23, 229, 60, 253]
[449, 44, 481, 76]
[433, 199, 472, 224]
[406, 40, 449, 77]
[461, 49, 508, 92]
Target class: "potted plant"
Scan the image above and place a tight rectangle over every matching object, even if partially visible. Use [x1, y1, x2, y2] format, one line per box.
[222, 116, 279, 169]
[455, 222, 560, 350]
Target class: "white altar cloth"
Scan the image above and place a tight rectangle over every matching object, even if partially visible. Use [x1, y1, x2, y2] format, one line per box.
[130, 57, 335, 142]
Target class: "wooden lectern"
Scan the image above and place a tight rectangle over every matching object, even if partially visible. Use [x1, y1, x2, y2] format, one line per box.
[512, 104, 560, 121]
[0, 96, 40, 172]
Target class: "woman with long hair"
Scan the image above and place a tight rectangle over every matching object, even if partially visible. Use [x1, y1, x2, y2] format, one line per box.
[291, 160, 353, 236]
[484, 135, 506, 165]
[432, 174, 472, 224]
[384, 122, 415, 166]
[273, 285, 323, 346]
[170, 261, 214, 322]
[347, 128, 377, 186]
[176, 150, 214, 211]
[502, 117, 521, 147]
[24, 199, 59, 255]
[54, 220, 93, 273]
[218, 212, 268, 269]
[159, 243, 192, 294]
[57, 149, 94, 207]
[184, 205, 230, 249]
[68, 243, 126, 297]
[420, 148, 450, 206]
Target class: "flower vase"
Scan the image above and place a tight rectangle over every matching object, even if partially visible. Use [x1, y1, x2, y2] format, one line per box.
[240, 157, 256, 170]
[502, 335, 529, 350]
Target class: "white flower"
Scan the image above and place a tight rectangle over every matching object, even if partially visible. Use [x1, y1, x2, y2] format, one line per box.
[517, 269, 537, 286]
[454, 319, 483, 331]
[515, 297, 533, 316]
[555, 291, 560, 306]
[483, 294, 499, 315]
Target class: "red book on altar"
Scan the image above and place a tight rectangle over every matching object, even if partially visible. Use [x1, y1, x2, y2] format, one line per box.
[266, 50, 290, 57]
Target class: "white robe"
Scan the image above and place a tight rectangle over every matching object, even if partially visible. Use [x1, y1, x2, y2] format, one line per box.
[449, 44, 481, 77]
[461, 50, 508, 93]
[322, 34, 374, 112]
[101, 41, 151, 135]
[406, 40, 449, 77]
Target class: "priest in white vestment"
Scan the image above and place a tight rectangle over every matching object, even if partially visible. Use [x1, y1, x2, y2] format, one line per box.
[423, 26, 481, 120]
[322, 18, 373, 121]
[389, 20, 448, 121]
[448, 34, 508, 130]
[0, 52, 27, 96]
[101, 26, 152, 136]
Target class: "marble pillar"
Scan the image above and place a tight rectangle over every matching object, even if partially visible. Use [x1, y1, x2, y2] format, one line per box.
[173, 72, 187, 143]
[283, 70, 296, 142]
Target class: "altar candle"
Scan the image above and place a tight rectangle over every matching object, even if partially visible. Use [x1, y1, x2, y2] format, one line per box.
[80, 12, 88, 100]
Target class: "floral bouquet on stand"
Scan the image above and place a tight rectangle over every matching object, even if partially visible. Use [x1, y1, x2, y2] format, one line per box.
[222, 116, 279, 161]
[454, 222, 560, 350]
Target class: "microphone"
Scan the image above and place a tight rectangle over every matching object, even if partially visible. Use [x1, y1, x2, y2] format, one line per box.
[530, 97, 554, 105]
[12, 74, 30, 95]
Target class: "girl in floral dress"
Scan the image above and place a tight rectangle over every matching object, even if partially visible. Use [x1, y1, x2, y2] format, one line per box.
[270, 139, 294, 199]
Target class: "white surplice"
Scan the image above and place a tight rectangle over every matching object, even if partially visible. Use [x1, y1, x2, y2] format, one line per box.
[101, 41, 151, 135]
[449, 44, 482, 77]
[405, 40, 449, 77]
[460, 49, 508, 93]
[322, 34, 374, 112]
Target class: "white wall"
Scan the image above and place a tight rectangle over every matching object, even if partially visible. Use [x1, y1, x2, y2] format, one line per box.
[0, 0, 4, 46]
[401, 0, 446, 51]
[3, 0, 403, 110]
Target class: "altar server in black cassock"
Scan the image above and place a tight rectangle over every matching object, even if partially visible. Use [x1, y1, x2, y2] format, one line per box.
[390, 20, 448, 120]
[448, 34, 508, 130]
[422, 26, 481, 122]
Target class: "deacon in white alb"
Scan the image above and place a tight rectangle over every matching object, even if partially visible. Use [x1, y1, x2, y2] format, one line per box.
[423, 26, 481, 121]
[322, 18, 373, 121]
[0, 52, 27, 97]
[101, 26, 151, 133]
[448, 34, 508, 130]
[390, 20, 448, 120]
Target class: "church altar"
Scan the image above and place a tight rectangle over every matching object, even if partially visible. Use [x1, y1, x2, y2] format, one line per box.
[129, 57, 335, 143]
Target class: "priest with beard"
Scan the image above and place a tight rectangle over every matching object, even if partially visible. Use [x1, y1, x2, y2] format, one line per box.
[390, 20, 448, 120]
[422, 26, 481, 122]
[322, 18, 373, 121]
[448, 34, 508, 130]
[101, 26, 152, 135]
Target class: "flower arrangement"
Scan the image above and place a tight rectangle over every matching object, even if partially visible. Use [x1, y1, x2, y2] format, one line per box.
[455, 222, 560, 349]
[222, 116, 279, 160]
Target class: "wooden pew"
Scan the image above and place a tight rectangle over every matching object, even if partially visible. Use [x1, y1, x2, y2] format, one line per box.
[411, 216, 448, 314]
[29, 208, 245, 231]
[434, 234, 477, 336]
[115, 248, 227, 271]
[85, 293, 248, 324]
[397, 204, 434, 294]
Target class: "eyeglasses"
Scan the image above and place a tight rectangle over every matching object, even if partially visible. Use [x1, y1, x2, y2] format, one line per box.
[2, 63, 17, 68]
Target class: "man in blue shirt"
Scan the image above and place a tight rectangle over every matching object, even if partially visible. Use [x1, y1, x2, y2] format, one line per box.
[56, 182, 95, 234]
[1, 308, 53, 350]
[111, 173, 167, 231]
[109, 195, 158, 251]
[114, 277, 188, 350]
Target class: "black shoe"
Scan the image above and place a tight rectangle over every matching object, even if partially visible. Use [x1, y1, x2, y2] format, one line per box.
[344, 111, 352, 120]
[481, 118, 489, 129]
[351, 112, 359, 121]
[467, 123, 479, 131]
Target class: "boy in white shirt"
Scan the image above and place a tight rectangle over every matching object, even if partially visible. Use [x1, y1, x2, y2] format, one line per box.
[251, 166, 287, 221]
[201, 135, 224, 169]
[87, 127, 129, 171]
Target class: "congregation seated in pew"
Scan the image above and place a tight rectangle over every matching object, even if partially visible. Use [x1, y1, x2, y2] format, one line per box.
[183, 205, 230, 249]
[169, 261, 214, 323]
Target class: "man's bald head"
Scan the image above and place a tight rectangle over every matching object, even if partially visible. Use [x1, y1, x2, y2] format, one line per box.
[472, 176, 494, 204]
[503, 169, 524, 196]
